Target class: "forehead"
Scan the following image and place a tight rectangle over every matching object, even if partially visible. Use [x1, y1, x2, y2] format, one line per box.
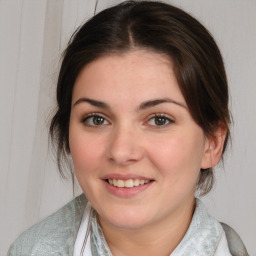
[72, 49, 186, 106]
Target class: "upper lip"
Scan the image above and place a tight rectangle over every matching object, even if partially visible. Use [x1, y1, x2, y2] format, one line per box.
[101, 173, 154, 181]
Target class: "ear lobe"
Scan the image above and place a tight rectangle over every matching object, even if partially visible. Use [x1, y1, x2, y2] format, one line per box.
[201, 125, 227, 169]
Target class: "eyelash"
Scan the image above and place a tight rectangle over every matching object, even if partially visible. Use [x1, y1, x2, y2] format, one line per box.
[81, 113, 110, 127]
[81, 113, 174, 128]
[146, 114, 174, 128]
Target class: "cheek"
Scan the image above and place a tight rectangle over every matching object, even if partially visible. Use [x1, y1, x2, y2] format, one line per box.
[69, 131, 105, 177]
[146, 132, 205, 203]
[147, 132, 205, 179]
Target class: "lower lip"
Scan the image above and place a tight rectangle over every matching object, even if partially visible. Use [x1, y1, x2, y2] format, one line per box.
[104, 180, 154, 198]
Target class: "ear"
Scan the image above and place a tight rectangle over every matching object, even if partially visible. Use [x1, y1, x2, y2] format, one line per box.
[201, 124, 227, 169]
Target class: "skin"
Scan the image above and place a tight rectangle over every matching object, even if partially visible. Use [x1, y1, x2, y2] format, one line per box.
[69, 49, 225, 256]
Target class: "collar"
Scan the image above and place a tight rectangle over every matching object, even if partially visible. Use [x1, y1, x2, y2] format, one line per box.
[171, 199, 223, 256]
[74, 198, 223, 256]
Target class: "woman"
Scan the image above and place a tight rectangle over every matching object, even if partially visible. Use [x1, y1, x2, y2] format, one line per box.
[8, 1, 248, 255]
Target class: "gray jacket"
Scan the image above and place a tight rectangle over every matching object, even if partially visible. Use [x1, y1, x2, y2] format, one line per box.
[7, 194, 249, 256]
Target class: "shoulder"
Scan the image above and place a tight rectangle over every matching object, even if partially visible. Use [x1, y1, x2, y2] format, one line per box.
[195, 199, 248, 256]
[7, 194, 87, 256]
[220, 223, 249, 256]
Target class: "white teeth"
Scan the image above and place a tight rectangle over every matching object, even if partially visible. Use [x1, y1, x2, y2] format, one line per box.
[125, 179, 134, 188]
[134, 179, 140, 186]
[117, 180, 125, 187]
[108, 178, 151, 188]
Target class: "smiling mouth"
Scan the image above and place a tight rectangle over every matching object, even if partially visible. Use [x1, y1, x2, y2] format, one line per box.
[106, 178, 152, 188]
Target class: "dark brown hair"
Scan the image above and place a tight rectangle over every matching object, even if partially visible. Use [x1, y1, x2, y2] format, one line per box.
[50, 1, 231, 195]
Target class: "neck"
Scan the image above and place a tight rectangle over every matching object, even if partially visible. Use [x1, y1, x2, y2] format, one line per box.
[98, 198, 196, 256]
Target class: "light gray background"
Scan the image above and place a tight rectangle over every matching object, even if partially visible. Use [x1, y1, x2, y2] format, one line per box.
[0, 0, 255, 255]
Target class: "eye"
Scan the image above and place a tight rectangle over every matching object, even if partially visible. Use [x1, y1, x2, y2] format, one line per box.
[82, 114, 110, 126]
[147, 114, 174, 127]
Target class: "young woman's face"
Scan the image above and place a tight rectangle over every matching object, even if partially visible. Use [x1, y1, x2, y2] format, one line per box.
[69, 50, 210, 230]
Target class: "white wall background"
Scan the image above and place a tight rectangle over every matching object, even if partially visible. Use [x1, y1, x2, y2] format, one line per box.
[0, 0, 255, 255]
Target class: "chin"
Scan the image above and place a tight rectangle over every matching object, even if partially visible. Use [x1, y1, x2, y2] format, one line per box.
[98, 207, 154, 230]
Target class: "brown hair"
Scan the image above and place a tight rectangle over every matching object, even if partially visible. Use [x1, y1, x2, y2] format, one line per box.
[50, 1, 231, 195]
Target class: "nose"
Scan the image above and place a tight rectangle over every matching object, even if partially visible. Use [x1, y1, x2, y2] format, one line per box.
[106, 125, 144, 166]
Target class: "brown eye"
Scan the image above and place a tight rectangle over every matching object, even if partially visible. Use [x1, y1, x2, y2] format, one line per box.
[155, 116, 168, 126]
[82, 114, 110, 126]
[148, 115, 174, 127]
[92, 116, 105, 125]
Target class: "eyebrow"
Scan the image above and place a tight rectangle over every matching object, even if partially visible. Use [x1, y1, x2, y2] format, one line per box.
[137, 98, 186, 110]
[73, 97, 186, 110]
[73, 98, 110, 109]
